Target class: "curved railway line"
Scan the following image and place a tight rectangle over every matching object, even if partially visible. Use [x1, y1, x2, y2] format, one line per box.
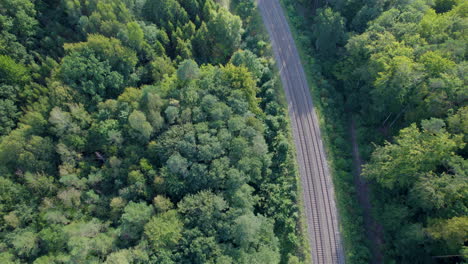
[257, 0, 345, 263]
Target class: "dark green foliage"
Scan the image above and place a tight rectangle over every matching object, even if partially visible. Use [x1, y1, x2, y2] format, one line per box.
[193, 9, 243, 64]
[58, 35, 138, 106]
[0, 0, 38, 60]
[311, 8, 346, 58]
[0, 85, 20, 135]
[144, 0, 189, 29]
[59, 50, 124, 104]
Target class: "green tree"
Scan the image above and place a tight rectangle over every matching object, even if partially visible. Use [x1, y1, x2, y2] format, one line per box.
[230, 50, 267, 82]
[126, 22, 145, 50]
[178, 191, 229, 236]
[0, 98, 19, 135]
[153, 195, 174, 213]
[144, 210, 183, 251]
[0, 0, 38, 42]
[221, 64, 259, 114]
[0, 56, 29, 85]
[434, 0, 461, 13]
[8, 229, 40, 259]
[193, 9, 243, 64]
[165, 106, 180, 124]
[371, 55, 422, 117]
[208, 9, 243, 64]
[150, 56, 175, 83]
[128, 110, 153, 140]
[427, 216, 468, 253]
[312, 8, 346, 57]
[363, 122, 464, 189]
[143, 0, 189, 29]
[58, 49, 124, 104]
[64, 34, 137, 78]
[0, 252, 19, 264]
[120, 202, 153, 242]
[0, 126, 56, 173]
[177, 59, 200, 81]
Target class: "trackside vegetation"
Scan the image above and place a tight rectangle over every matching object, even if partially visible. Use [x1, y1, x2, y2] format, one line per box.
[280, 0, 371, 262]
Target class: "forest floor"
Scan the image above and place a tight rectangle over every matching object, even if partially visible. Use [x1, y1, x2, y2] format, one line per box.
[349, 117, 384, 264]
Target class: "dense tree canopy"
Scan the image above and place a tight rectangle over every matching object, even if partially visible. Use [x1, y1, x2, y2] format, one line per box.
[345, 1, 468, 261]
[286, 0, 467, 262]
[0, 0, 305, 263]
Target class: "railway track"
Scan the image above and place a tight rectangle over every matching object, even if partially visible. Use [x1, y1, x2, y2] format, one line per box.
[257, 0, 345, 263]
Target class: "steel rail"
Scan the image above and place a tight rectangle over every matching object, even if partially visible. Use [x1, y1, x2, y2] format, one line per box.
[257, 0, 345, 263]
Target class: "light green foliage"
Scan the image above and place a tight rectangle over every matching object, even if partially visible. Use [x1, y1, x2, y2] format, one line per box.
[419, 51, 456, 77]
[141, 91, 165, 131]
[363, 119, 467, 260]
[0, 252, 19, 264]
[104, 248, 150, 264]
[363, 122, 464, 189]
[340, 0, 467, 124]
[427, 216, 468, 252]
[104, 249, 133, 264]
[178, 191, 229, 235]
[221, 64, 259, 114]
[144, 210, 183, 250]
[49, 107, 73, 136]
[153, 195, 174, 213]
[9, 229, 39, 258]
[126, 22, 145, 50]
[448, 106, 468, 142]
[177, 59, 200, 81]
[150, 56, 175, 83]
[59, 50, 124, 104]
[0, 56, 29, 84]
[372, 55, 421, 115]
[62, 0, 132, 35]
[120, 202, 153, 242]
[175, 190, 280, 263]
[409, 168, 467, 213]
[128, 110, 153, 140]
[232, 213, 279, 251]
[166, 152, 189, 176]
[207, 9, 243, 63]
[0, 126, 55, 173]
[118, 87, 142, 108]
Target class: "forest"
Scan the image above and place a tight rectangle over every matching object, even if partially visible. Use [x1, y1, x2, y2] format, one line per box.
[283, 0, 467, 262]
[0, 0, 308, 263]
